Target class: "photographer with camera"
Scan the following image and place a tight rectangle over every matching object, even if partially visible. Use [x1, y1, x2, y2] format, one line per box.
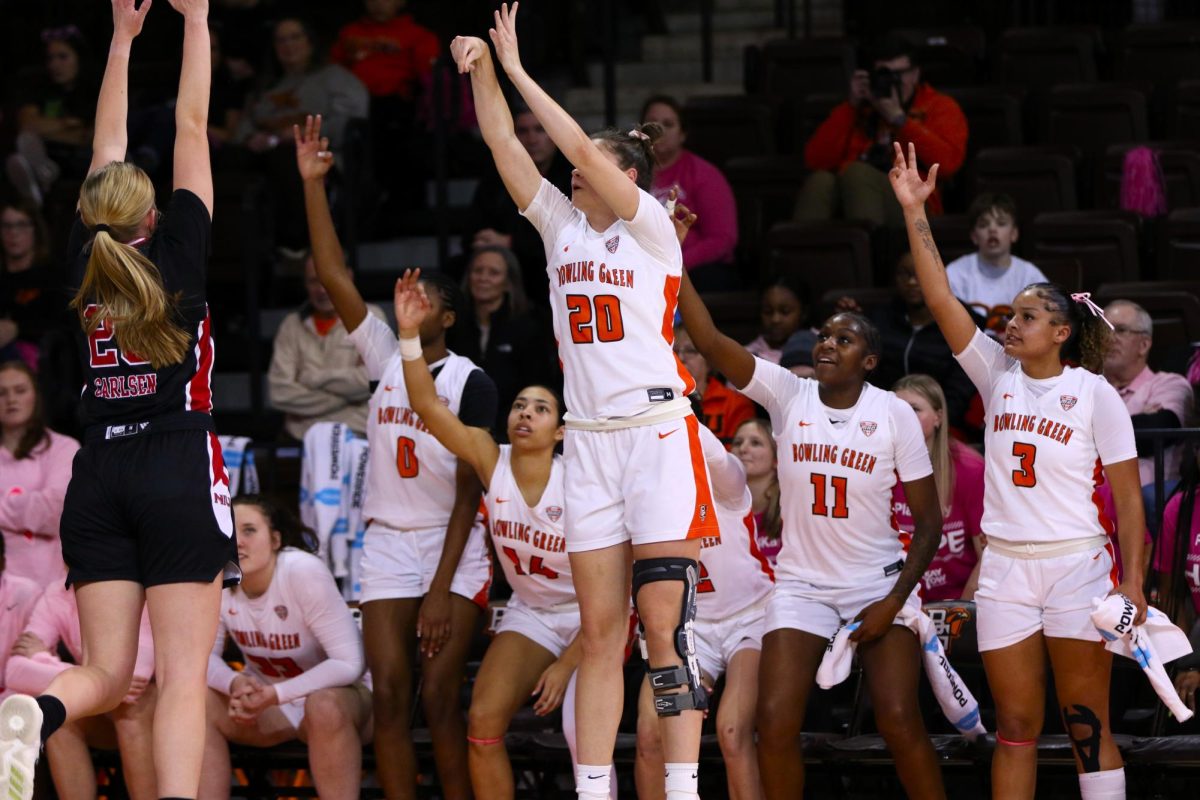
[794, 40, 967, 227]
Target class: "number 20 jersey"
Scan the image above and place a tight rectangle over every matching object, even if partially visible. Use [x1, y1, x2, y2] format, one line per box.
[955, 329, 1137, 545]
[485, 445, 575, 609]
[522, 180, 694, 422]
[348, 315, 484, 530]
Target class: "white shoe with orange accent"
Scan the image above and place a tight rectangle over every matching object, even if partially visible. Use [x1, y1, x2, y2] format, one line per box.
[0, 694, 41, 800]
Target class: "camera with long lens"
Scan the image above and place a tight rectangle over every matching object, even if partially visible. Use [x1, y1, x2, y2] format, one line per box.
[870, 67, 902, 99]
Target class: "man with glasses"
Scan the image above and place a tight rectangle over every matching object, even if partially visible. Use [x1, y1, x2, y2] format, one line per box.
[1103, 299, 1194, 528]
[794, 40, 967, 227]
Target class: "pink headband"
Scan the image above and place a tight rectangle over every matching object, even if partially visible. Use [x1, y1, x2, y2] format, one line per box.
[1070, 292, 1115, 330]
[628, 129, 650, 142]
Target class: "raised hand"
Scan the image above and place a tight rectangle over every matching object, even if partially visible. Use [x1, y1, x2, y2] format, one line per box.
[668, 188, 698, 246]
[489, 2, 524, 75]
[394, 269, 432, 338]
[888, 141, 939, 210]
[294, 115, 334, 182]
[166, 0, 208, 16]
[450, 36, 489, 75]
[112, 0, 153, 40]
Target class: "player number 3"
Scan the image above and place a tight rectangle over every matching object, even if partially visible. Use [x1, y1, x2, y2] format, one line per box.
[1011, 441, 1038, 488]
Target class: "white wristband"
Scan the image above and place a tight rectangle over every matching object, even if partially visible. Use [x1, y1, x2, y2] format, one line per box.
[399, 336, 423, 361]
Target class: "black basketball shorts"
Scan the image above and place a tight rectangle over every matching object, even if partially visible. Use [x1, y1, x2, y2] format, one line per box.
[61, 413, 241, 588]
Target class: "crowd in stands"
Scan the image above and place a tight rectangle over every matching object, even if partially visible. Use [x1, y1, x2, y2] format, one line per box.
[2, 0, 1200, 795]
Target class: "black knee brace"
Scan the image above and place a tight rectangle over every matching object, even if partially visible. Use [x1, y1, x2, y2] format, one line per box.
[631, 557, 707, 716]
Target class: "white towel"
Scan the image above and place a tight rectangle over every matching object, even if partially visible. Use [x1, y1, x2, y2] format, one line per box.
[343, 437, 371, 601]
[1091, 594, 1195, 722]
[817, 605, 987, 740]
[216, 435, 258, 497]
[299, 422, 359, 577]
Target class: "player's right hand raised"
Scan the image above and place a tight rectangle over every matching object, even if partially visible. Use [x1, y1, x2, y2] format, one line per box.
[489, 2, 524, 75]
[394, 269, 432, 339]
[450, 36, 489, 75]
[112, 0, 153, 40]
[294, 114, 334, 182]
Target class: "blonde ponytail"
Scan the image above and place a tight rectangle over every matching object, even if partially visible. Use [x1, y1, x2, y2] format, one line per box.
[72, 162, 191, 369]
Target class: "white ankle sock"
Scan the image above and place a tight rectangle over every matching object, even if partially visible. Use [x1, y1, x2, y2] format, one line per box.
[575, 763, 612, 799]
[664, 761, 699, 799]
[1079, 767, 1125, 799]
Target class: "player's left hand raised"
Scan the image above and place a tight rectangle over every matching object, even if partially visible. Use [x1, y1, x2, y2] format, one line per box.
[489, 2, 524, 75]
[849, 596, 904, 644]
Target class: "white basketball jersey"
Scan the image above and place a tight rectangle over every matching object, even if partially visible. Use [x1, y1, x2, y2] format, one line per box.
[742, 359, 933, 588]
[955, 329, 1138, 544]
[522, 179, 694, 422]
[350, 314, 483, 530]
[697, 488, 775, 619]
[485, 446, 575, 609]
[220, 550, 355, 687]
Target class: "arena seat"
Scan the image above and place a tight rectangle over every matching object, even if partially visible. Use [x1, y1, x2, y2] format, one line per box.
[752, 38, 857, 99]
[699, 290, 762, 344]
[764, 222, 874, 303]
[993, 27, 1100, 90]
[818, 287, 894, 321]
[1158, 207, 1200, 280]
[1031, 256, 1084, 293]
[780, 91, 843, 153]
[1099, 142, 1200, 211]
[1041, 84, 1150, 158]
[1116, 23, 1200, 84]
[681, 95, 776, 168]
[723, 155, 809, 269]
[943, 87, 1025, 157]
[926, 213, 976, 264]
[1170, 81, 1200, 139]
[968, 147, 1080, 231]
[1029, 210, 1141, 289]
[887, 26, 986, 89]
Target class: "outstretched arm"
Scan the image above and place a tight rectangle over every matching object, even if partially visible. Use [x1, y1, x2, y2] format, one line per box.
[394, 271, 501, 486]
[170, 0, 214, 215]
[452, 35, 542, 212]
[89, 0, 154, 176]
[295, 115, 369, 332]
[490, 3, 640, 221]
[890, 141, 976, 354]
[676, 272, 756, 389]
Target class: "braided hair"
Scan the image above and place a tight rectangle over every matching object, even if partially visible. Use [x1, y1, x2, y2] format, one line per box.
[590, 122, 663, 191]
[1022, 282, 1111, 373]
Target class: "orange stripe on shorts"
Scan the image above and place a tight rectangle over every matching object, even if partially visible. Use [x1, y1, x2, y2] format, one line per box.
[684, 415, 720, 540]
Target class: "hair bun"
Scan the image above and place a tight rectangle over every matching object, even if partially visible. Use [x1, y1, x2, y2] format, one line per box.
[636, 121, 664, 145]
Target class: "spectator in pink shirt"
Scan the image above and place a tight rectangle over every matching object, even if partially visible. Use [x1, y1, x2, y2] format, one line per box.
[1103, 300, 1195, 527]
[890, 375, 986, 601]
[5, 581, 157, 800]
[0, 361, 79, 587]
[642, 95, 740, 291]
[0, 536, 41, 701]
[1156, 454, 1200, 711]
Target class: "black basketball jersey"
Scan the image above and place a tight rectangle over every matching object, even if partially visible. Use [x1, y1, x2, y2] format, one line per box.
[66, 189, 215, 428]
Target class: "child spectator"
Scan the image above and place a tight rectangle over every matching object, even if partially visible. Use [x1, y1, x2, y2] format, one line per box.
[268, 256, 385, 441]
[891, 375, 985, 602]
[674, 325, 754, 447]
[946, 193, 1047, 332]
[745, 276, 809, 365]
[641, 95, 739, 290]
[0, 362, 79, 587]
[732, 419, 782, 568]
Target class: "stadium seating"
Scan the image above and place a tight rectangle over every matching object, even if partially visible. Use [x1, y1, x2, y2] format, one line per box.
[764, 222, 874, 302]
[682, 95, 777, 168]
[1158, 207, 1200, 280]
[943, 86, 1025, 157]
[968, 146, 1080, 230]
[992, 27, 1100, 90]
[1029, 210, 1142, 289]
[751, 38, 857, 99]
[722, 155, 809, 269]
[1099, 143, 1200, 211]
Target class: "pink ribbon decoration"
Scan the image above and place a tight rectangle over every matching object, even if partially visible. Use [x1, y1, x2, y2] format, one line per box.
[628, 129, 650, 141]
[1070, 292, 1115, 330]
